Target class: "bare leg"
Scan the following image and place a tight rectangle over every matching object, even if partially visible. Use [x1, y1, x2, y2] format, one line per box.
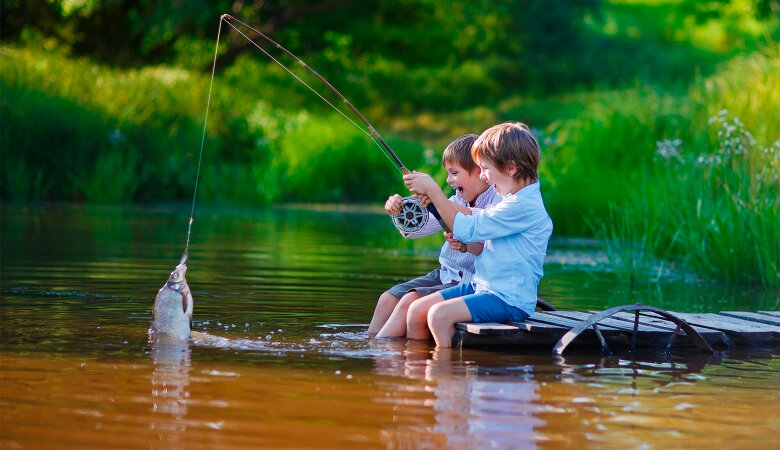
[375, 291, 421, 338]
[406, 292, 445, 340]
[368, 292, 399, 338]
[427, 298, 472, 348]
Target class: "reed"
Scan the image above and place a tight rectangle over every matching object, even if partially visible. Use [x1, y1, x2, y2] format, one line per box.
[658, 112, 779, 286]
[591, 109, 779, 287]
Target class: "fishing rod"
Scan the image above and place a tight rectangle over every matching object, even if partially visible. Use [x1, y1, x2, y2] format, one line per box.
[217, 14, 452, 235]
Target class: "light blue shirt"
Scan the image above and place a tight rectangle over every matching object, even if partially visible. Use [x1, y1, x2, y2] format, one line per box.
[452, 182, 552, 316]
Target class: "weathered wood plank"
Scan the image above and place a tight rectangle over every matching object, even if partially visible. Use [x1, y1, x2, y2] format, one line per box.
[674, 313, 780, 341]
[511, 320, 571, 334]
[550, 310, 715, 347]
[528, 312, 591, 329]
[610, 311, 725, 344]
[455, 322, 519, 335]
[455, 320, 572, 336]
[719, 311, 780, 327]
[530, 311, 669, 347]
[759, 311, 780, 318]
[453, 330, 563, 348]
[554, 310, 675, 335]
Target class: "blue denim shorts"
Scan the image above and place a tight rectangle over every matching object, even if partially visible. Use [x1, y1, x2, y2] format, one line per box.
[438, 283, 529, 323]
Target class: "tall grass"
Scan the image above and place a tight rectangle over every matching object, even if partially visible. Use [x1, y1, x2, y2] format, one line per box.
[657, 112, 780, 286]
[585, 47, 780, 286]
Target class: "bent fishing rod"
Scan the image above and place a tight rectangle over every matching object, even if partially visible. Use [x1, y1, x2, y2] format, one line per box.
[215, 14, 451, 235]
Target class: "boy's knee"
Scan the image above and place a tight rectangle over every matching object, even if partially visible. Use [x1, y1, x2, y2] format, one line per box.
[398, 292, 420, 308]
[427, 303, 455, 330]
[378, 292, 398, 308]
[406, 301, 427, 326]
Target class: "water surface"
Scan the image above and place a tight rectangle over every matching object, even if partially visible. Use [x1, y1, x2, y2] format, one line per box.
[1, 203, 778, 448]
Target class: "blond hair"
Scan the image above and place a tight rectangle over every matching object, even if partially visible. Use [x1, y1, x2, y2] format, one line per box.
[471, 122, 539, 183]
[442, 134, 479, 174]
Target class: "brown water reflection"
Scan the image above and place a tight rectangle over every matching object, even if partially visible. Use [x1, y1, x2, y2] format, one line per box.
[2, 344, 778, 449]
[1, 204, 779, 448]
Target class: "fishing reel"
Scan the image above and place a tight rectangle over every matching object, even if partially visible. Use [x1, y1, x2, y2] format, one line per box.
[391, 196, 429, 234]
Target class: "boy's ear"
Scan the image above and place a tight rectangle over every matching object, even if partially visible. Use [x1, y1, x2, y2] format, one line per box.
[507, 161, 518, 176]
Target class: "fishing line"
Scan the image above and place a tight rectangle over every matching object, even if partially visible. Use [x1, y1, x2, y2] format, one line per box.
[184, 14, 437, 245]
[220, 15, 404, 174]
[184, 16, 224, 254]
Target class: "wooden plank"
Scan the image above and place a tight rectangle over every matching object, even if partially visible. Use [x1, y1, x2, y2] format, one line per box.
[610, 311, 725, 343]
[455, 322, 519, 336]
[759, 311, 780, 318]
[719, 311, 780, 327]
[454, 330, 563, 348]
[526, 312, 634, 339]
[455, 320, 571, 336]
[674, 313, 780, 341]
[511, 320, 571, 334]
[549, 310, 684, 339]
[530, 311, 671, 347]
[528, 312, 590, 329]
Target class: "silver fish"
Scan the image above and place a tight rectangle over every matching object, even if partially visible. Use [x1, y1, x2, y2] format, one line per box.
[150, 252, 193, 340]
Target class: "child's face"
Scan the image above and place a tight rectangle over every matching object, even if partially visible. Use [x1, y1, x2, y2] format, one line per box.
[478, 159, 517, 195]
[444, 162, 489, 203]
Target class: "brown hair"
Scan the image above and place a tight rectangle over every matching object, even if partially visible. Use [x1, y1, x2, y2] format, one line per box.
[442, 134, 479, 174]
[471, 122, 539, 183]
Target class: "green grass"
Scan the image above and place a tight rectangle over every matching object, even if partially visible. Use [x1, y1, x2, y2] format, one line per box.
[0, 46, 423, 204]
[587, 105, 779, 287]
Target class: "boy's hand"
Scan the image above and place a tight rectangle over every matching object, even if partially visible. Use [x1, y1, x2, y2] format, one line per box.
[444, 232, 468, 253]
[385, 194, 403, 215]
[415, 194, 431, 207]
[403, 171, 438, 196]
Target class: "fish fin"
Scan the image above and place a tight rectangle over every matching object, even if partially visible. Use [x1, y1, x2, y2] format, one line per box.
[182, 295, 188, 314]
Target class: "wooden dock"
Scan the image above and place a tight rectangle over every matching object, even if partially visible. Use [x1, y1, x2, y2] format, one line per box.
[453, 304, 780, 354]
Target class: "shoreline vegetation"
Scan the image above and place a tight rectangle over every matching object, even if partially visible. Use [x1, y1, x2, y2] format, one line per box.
[1, 1, 778, 287]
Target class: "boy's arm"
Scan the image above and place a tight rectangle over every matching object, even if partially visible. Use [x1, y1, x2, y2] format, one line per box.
[444, 232, 484, 256]
[403, 172, 471, 231]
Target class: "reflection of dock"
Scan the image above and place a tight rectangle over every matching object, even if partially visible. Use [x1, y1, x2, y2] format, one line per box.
[455, 304, 780, 354]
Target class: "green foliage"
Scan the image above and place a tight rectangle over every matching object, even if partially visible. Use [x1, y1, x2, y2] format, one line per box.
[590, 108, 779, 287]
[1, 1, 779, 288]
[661, 112, 780, 286]
[0, 45, 424, 205]
[270, 115, 422, 202]
[587, 188, 672, 285]
[539, 87, 691, 235]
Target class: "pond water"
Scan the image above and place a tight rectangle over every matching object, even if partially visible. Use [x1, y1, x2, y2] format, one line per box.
[1, 203, 778, 448]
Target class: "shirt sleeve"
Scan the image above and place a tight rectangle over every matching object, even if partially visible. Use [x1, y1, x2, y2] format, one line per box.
[401, 211, 441, 238]
[453, 195, 543, 243]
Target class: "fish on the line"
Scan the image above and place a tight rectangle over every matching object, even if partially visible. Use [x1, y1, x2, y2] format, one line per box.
[150, 251, 193, 340]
